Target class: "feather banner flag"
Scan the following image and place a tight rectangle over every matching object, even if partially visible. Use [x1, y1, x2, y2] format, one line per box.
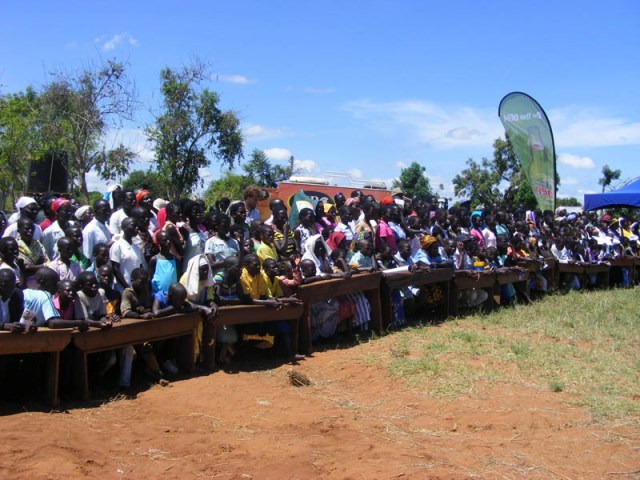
[499, 92, 556, 212]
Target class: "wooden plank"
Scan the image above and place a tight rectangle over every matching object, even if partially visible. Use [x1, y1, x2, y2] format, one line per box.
[452, 270, 496, 289]
[0, 329, 71, 355]
[382, 267, 453, 289]
[72, 314, 201, 353]
[557, 263, 585, 275]
[214, 304, 304, 326]
[297, 272, 382, 303]
[495, 268, 528, 285]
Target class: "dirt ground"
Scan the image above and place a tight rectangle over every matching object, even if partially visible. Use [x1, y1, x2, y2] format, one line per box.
[1, 339, 639, 480]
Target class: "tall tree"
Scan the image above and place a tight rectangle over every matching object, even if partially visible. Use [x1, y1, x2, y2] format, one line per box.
[598, 164, 621, 192]
[452, 157, 501, 207]
[203, 171, 247, 206]
[146, 60, 244, 199]
[39, 59, 138, 202]
[393, 162, 433, 199]
[0, 87, 41, 207]
[122, 169, 173, 198]
[242, 149, 297, 187]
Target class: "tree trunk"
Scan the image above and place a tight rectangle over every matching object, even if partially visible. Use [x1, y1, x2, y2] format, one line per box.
[78, 172, 90, 204]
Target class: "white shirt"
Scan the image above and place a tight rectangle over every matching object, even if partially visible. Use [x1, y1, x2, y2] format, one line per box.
[3, 222, 43, 241]
[82, 218, 112, 258]
[110, 238, 146, 286]
[108, 209, 129, 236]
[41, 221, 65, 260]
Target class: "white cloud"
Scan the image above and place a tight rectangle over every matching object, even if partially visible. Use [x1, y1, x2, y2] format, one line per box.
[558, 153, 595, 169]
[395, 161, 407, 169]
[264, 147, 292, 162]
[98, 33, 139, 52]
[293, 159, 319, 173]
[550, 107, 640, 148]
[344, 100, 502, 149]
[243, 124, 288, 140]
[562, 177, 579, 185]
[217, 74, 254, 85]
[347, 168, 363, 179]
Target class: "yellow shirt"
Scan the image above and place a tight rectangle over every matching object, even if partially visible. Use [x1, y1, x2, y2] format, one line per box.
[262, 272, 283, 298]
[240, 267, 268, 299]
[256, 242, 278, 265]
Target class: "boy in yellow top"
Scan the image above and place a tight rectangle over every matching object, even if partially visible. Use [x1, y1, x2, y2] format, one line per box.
[256, 225, 279, 265]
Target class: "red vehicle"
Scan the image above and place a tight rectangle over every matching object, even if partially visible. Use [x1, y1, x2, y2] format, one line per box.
[256, 176, 390, 220]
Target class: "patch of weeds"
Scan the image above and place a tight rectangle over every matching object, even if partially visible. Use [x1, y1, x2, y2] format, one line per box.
[548, 380, 564, 392]
[509, 340, 529, 357]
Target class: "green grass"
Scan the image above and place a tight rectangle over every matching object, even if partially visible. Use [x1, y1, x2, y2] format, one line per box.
[369, 289, 640, 423]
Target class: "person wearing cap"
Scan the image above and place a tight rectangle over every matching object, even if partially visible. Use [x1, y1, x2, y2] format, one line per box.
[2, 197, 43, 241]
[41, 198, 74, 259]
[74, 205, 94, 229]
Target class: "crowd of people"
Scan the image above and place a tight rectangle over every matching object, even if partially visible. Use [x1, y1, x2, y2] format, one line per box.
[0, 183, 638, 393]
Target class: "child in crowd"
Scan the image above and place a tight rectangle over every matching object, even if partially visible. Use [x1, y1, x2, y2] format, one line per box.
[53, 279, 75, 320]
[97, 264, 121, 316]
[47, 237, 82, 282]
[149, 230, 178, 298]
[256, 224, 279, 265]
[214, 256, 242, 365]
[65, 225, 90, 270]
[86, 243, 111, 275]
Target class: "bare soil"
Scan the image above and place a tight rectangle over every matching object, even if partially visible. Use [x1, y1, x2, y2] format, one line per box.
[1, 339, 639, 480]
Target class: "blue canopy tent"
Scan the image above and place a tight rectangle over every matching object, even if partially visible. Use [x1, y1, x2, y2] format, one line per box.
[583, 178, 640, 210]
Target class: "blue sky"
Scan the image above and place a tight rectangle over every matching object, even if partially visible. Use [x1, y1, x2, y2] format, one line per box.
[2, 0, 639, 203]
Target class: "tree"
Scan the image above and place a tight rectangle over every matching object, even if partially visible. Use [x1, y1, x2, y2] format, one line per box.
[453, 137, 560, 210]
[242, 149, 297, 187]
[557, 197, 581, 207]
[146, 60, 244, 199]
[122, 169, 174, 198]
[203, 171, 247, 206]
[0, 87, 41, 207]
[598, 164, 621, 192]
[452, 157, 501, 206]
[393, 162, 433, 199]
[38, 59, 138, 202]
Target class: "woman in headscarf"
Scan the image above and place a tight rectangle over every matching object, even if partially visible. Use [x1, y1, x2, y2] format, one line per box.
[180, 254, 217, 366]
[42, 198, 74, 259]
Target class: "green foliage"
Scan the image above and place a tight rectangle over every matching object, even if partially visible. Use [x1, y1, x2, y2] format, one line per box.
[122, 169, 173, 199]
[146, 60, 243, 199]
[203, 171, 247, 206]
[557, 197, 581, 207]
[453, 137, 560, 210]
[598, 164, 621, 192]
[393, 162, 433, 199]
[0, 87, 41, 205]
[242, 149, 295, 188]
[38, 59, 137, 202]
[452, 157, 501, 206]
